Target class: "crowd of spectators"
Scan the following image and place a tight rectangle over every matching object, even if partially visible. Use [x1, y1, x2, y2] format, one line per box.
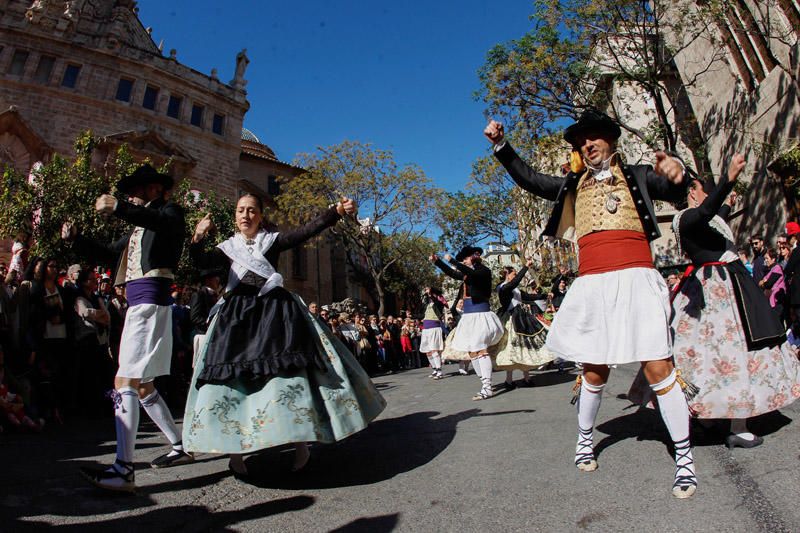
[0, 249, 204, 433]
[306, 303, 432, 375]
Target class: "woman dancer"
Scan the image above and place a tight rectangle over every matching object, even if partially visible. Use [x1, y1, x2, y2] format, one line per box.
[183, 194, 386, 476]
[420, 287, 447, 380]
[672, 154, 800, 448]
[431, 247, 504, 400]
[494, 260, 553, 389]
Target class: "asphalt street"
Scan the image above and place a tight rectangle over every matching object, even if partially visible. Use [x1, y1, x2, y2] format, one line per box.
[2, 363, 799, 532]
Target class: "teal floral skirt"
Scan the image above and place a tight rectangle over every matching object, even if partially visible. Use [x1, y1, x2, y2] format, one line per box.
[182, 294, 386, 454]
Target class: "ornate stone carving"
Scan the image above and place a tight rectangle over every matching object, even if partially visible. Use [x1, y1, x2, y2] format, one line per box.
[231, 49, 249, 90]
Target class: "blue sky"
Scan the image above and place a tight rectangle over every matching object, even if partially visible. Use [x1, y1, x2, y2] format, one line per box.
[137, 1, 535, 192]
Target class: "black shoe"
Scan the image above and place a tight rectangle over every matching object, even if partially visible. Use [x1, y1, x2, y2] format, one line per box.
[151, 449, 195, 468]
[520, 379, 535, 388]
[80, 462, 136, 493]
[503, 381, 516, 391]
[725, 434, 764, 449]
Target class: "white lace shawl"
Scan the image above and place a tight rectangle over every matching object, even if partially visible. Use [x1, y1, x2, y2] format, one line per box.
[217, 230, 283, 297]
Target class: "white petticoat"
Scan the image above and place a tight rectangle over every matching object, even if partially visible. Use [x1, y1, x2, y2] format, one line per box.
[420, 327, 444, 353]
[451, 311, 504, 353]
[117, 303, 173, 381]
[545, 267, 671, 365]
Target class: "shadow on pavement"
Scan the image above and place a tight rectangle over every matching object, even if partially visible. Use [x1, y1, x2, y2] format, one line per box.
[10, 495, 316, 532]
[594, 407, 794, 459]
[238, 409, 534, 490]
[329, 513, 401, 532]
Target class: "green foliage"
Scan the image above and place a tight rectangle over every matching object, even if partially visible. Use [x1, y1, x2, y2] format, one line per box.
[276, 140, 442, 315]
[477, 0, 727, 153]
[0, 131, 126, 264]
[0, 130, 234, 284]
[171, 178, 236, 283]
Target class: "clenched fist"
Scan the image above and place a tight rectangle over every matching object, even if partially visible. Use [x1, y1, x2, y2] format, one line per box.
[484, 120, 505, 145]
[95, 194, 117, 215]
[654, 152, 684, 184]
[336, 197, 357, 217]
[727, 153, 746, 183]
[192, 213, 215, 243]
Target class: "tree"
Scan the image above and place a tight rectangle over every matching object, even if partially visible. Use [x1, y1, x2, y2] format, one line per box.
[383, 234, 439, 314]
[477, 0, 730, 161]
[0, 131, 234, 284]
[276, 141, 442, 316]
[437, 127, 576, 275]
[0, 132, 126, 265]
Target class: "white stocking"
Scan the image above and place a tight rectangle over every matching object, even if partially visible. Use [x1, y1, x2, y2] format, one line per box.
[140, 389, 182, 450]
[113, 387, 140, 471]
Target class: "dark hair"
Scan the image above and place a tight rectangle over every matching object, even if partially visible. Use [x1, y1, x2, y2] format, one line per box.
[238, 192, 264, 213]
[751, 235, 764, 242]
[76, 269, 98, 291]
[765, 248, 779, 261]
[737, 248, 749, 256]
[23, 256, 41, 282]
[503, 266, 515, 276]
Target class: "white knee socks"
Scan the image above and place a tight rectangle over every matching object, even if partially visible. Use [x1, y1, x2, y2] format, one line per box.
[577, 379, 605, 432]
[574, 379, 604, 470]
[140, 389, 182, 449]
[650, 369, 696, 495]
[650, 370, 690, 443]
[472, 355, 492, 392]
[114, 387, 140, 468]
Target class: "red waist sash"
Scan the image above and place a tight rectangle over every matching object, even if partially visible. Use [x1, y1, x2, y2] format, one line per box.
[578, 230, 653, 276]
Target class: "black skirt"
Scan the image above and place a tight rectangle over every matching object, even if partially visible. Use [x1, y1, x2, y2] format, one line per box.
[510, 305, 547, 350]
[196, 285, 326, 387]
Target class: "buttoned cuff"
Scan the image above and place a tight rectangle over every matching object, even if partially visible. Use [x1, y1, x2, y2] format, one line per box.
[493, 141, 507, 153]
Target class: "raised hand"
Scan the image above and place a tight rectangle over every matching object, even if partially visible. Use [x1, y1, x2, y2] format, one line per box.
[337, 197, 357, 217]
[484, 120, 505, 145]
[526, 258, 534, 268]
[61, 221, 77, 241]
[444, 254, 453, 263]
[727, 153, 746, 183]
[192, 213, 215, 243]
[95, 194, 117, 215]
[429, 254, 438, 263]
[654, 152, 684, 184]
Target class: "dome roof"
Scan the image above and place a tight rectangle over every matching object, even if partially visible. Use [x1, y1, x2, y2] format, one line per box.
[241, 127, 261, 143]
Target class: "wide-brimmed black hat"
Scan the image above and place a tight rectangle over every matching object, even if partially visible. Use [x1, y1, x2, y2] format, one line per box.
[563, 109, 622, 147]
[198, 267, 225, 281]
[455, 245, 484, 262]
[116, 164, 174, 195]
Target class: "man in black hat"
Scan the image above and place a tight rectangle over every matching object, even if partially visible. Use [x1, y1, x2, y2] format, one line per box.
[485, 111, 697, 498]
[431, 245, 504, 400]
[62, 164, 191, 492]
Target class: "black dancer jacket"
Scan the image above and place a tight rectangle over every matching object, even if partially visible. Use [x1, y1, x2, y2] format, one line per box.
[494, 142, 688, 242]
[74, 197, 186, 280]
[495, 266, 547, 314]
[434, 258, 493, 306]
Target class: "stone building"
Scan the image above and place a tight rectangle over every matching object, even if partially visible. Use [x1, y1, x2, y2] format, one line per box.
[664, 0, 800, 242]
[0, 0, 363, 307]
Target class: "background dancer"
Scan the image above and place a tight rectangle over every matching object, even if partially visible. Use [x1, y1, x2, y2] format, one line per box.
[671, 154, 800, 448]
[431, 247, 504, 400]
[184, 194, 385, 477]
[486, 110, 696, 498]
[420, 286, 447, 380]
[494, 259, 552, 390]
[63, 164, 192, 493]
